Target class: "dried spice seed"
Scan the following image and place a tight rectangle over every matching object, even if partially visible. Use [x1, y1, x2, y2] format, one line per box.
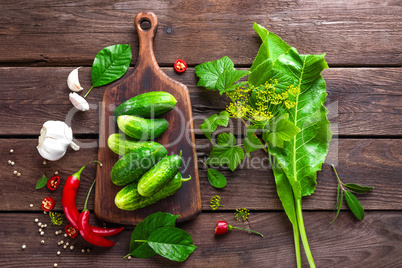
[10, 149, 14, 153]
[22, 244, 26, 250]
[41, 240, 45, 245]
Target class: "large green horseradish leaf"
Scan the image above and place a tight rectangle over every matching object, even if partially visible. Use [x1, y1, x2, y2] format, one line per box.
[268, 47, 331, 199]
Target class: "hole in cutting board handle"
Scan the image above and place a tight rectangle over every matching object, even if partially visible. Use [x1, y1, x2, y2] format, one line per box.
[139, 18, 151, 31]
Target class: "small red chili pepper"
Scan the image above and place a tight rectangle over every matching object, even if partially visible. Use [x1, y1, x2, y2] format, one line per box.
[64, 224, 78, 239]
[62, 160, 124, 237]
[214, 220, 263, 237]
[47, 175, 60, 191]
[174, 59, 187, 73]
[41, 197, 55, 211]
[78, 180, 115, 247]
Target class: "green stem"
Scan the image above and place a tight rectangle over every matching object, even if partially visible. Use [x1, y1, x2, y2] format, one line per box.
[73, 160, 102, 180]
[133, 240, 147, 243]
[181, 175, 192, 182]
[296, 198, 315, 268]
[231, 226, 263, 237]
[83, 179, 96, 211]
[292, 223, 301, 268]
[84, 86, 94, 98]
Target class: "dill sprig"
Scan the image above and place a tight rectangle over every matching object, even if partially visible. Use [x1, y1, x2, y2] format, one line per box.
[234, 208, 250, 221]
[210, 195, 224, 210]
[225, 80, 300, 125]
[49, 212, 63, 226]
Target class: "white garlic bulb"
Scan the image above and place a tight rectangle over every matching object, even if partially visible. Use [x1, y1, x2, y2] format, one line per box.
[67, 67, 83, 92]
[69, 92, 89, 111]
[37, 121, 80, 161]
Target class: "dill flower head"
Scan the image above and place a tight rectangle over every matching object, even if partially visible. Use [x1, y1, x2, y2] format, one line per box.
[224, 80, 300, 124]
[49, 212, 63, 226]
[210, 195, 223, 210]
[234, 208, 250, 221]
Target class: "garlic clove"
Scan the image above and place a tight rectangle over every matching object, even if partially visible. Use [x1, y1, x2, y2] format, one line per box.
[67, 67, 83, 92]
[69, 92, 89, 111]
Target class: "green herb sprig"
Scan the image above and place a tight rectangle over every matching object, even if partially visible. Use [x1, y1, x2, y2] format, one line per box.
[331, 165, 373, 223]
[35, 173, 47, 189]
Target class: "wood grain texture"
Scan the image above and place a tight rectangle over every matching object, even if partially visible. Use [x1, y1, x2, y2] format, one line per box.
[95, 11, 201, 224]
[0, 211, 401, 267]
[1, 138, 400, 211]
[0, 67, 400, 136]
[0, 0, 401, 66]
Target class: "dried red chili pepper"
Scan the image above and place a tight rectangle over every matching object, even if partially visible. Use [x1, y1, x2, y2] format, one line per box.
[214, 220, 263, 237]
[62, 160, 124, 237]
[174, 59, 187, 73]
[47, 175, 60, 191]
[78, 180, 115, 247]
[65, 224, 78, 239]
[41, 197, 55, 211]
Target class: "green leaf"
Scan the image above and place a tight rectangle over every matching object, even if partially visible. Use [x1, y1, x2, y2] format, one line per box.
[331, 189, 343, 224]
[244, 125, 264, 157]
[200, 111, 229, 141]
[91, 44, 132, 87]
[271, 159, 297, 226]
[206, 133, 245, 171]
[146, 227, 197, 262]
[36, 174, 47, 190]
[207, 168, 227, 188]
[344, 191, 365, 220]
[267, 115, 300, 148]
[129, 212, 179, 258]
[268, 47, 331, 199]
[252, 23, 291, 65]
[344, 183, 373, 194]
[195, 56, 249, 94]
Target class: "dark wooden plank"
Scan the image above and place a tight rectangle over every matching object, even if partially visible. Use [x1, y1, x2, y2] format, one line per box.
[0, 211, 401, 267]
[0, 67, 400, 136]
[0, 138, 400, 211]
[0, 0, 401, 66]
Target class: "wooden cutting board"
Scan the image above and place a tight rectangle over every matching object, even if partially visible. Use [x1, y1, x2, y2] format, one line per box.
[94, 11, 201, 225]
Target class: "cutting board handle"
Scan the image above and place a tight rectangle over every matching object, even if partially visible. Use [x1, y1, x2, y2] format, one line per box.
[134, 11, 159, 70]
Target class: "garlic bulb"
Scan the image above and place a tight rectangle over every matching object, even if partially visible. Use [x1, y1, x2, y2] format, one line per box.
[37, 121, 80, 161]
[67, 67, 83, 92]
[69, 92, 89, 111]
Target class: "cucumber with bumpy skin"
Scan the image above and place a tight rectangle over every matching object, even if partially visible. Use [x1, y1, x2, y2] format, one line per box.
[117, 115, 168, 140]
[107, 133, 162, 155]
[110, 146, 168, 186]
[115, 173, 191, 211]
[113, 91, 177, 120]
[137, 153, 182, 197]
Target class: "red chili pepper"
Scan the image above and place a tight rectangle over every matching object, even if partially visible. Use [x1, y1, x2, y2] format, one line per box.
[214, 220, 263, 237]
[41, 197, 55, 211]
[62, 160, 124, 237]
[47, 175, 60, 191]
[174, 59, 187, 73]
[64, 224, 79, 239]
[78, 180, 115, 247]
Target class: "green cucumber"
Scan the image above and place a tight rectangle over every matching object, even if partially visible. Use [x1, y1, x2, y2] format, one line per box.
[107, 133, 163, 155]
[115, 173, 191, 211]
[137, 154, 182, 197]
[113, 91, 177, 120]
[117, 115, 168, 140]
[110, 146, 168, 186]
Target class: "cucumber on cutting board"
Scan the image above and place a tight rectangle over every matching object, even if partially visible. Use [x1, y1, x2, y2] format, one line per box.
[107, 133, 163, 155]
[117, 115, 168, 140]
[110, 146, 168, 186]
[113, 91, 177, 120]
[115, 173, 191, 211]
[137, 154, 182, 197]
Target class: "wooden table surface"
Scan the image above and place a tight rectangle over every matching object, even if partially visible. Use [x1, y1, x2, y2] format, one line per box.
[0, 1, 401, 267]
